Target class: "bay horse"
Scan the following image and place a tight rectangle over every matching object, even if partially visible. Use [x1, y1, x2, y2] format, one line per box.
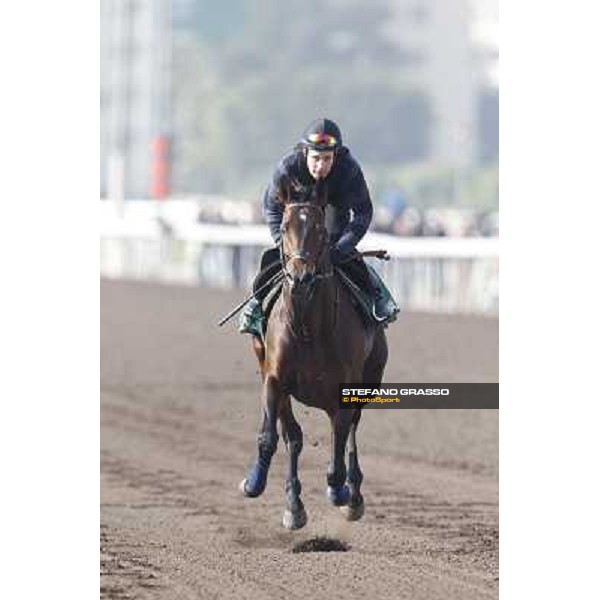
[239, 178, 388, 529]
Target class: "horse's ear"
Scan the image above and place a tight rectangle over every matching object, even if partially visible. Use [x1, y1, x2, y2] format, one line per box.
[314, 179, 328, 208]
[276, 174, 292, 205]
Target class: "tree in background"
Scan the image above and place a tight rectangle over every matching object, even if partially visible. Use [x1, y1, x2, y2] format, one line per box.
[172, 0, 431, 198]
[171, 0, 497, 213]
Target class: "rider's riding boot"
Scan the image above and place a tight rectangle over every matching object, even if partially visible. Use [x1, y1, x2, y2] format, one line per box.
[238, 297, 263, 336]
[372, 286, 399, 323]
[372, 287, 387, 321]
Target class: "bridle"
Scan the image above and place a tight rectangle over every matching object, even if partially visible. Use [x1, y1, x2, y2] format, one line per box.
[278, 201, 334, 342]
[279, 202, 333, 285]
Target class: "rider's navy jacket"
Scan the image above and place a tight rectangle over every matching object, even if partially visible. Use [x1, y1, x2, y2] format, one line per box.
[262, 147, 373, 255]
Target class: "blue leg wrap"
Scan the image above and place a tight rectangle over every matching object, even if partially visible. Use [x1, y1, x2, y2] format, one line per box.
[326, 484, 350, 506]
[244, 431, 278, 497]
[244, 462, 269, 497]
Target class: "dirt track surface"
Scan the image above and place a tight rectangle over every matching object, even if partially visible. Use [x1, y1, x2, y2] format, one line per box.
[101, 279, 499, 599]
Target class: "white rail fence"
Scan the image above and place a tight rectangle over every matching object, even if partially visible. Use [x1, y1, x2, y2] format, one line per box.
[100, 203, 499, 315]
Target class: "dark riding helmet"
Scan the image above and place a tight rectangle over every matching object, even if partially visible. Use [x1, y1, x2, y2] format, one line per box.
[300, 118, 343, 152]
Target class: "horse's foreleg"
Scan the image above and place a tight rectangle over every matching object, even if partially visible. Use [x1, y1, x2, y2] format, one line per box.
[240, 376, 281, 498]
[340, 411, 365, 521]
[251, 336, 266, 381]
[280, 398, 307, 529]
[326, 409, 353, 506]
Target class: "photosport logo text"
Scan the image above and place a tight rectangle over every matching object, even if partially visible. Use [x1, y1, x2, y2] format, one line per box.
[338, 384, 499, 409]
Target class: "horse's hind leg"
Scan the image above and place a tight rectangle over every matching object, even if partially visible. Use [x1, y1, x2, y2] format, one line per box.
[340, 410, 365, 521]
[239, 376, 281, 498]
[280, 397, 307, 530]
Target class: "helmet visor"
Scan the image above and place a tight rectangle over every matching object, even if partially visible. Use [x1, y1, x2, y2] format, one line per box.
[307, 133, 338, 148]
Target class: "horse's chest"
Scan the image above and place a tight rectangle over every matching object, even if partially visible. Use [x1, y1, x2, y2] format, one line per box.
[287, 354, 336, 405]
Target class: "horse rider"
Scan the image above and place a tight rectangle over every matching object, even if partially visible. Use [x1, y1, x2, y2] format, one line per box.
[239, 117, 395, 335]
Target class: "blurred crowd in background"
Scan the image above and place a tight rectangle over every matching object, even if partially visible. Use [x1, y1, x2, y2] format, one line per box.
[194, 195, 499, 238]
[372, 205, 499, 237]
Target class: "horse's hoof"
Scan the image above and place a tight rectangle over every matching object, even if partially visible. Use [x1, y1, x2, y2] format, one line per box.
[282, 507, 308, 530]
[326, 485, 350, 506]
[340, 497, 365, 521]
[239, 478, 263, 498]
[240, 463, 268, 497]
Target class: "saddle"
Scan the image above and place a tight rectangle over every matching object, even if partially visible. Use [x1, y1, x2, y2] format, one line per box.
[254, 248, 399, 334]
